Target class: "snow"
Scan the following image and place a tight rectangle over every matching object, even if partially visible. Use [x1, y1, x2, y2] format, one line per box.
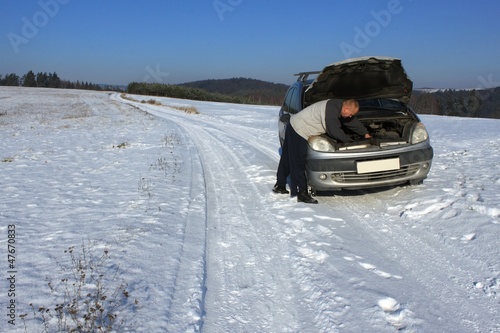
[1, 86, 499, 333]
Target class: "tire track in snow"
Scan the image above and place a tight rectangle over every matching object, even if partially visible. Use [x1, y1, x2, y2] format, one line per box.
[122, 97, 309, 332]
[160, 121, 208, 332]
[158, 114, 300, 332]
[113, 95, 209, 331]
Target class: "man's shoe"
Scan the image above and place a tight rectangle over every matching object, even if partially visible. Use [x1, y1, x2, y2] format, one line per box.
[272, 183, 289, 194]
[297, 191, 318, 204]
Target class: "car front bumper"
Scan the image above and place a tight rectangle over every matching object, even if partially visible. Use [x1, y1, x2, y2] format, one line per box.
[306, 143, 433, 191]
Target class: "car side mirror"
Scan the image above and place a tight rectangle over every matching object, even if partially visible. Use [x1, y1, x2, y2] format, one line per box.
[279, 113, 291, 123]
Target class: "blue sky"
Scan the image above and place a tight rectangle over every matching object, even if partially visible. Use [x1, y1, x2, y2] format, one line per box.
[1, 0, 499, 89]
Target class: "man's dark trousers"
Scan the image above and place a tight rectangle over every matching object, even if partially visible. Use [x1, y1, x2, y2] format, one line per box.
[276, 123, 309, 196]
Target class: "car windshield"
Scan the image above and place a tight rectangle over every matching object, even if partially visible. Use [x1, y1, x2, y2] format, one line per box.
[358, 98, 405, 110]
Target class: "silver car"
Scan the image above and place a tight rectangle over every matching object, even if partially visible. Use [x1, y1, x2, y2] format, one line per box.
[278, 56, 433, 192]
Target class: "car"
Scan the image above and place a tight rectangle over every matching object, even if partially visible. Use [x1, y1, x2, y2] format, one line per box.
[278, 56, 433, 192]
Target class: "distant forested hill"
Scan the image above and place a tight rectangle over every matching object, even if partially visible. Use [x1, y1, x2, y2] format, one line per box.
[179, 78, 500, 119]
[410, 87, 500, 119]
[179, 77, 289, 105]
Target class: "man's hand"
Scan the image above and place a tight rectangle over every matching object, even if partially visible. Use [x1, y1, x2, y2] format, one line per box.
[364, 133, 372, 139]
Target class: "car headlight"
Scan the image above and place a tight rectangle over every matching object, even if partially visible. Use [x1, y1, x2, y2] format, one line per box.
[308, 136, 337, 152]
[411, 123, 429, 144]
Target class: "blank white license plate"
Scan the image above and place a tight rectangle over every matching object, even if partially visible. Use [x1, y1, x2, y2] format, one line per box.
[356, 158, 400, 174]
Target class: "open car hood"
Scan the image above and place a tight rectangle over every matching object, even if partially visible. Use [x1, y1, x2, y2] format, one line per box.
[304, 56, 413, 106]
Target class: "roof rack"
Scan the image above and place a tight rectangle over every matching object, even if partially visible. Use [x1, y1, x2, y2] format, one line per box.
[294, 71, 320, 82]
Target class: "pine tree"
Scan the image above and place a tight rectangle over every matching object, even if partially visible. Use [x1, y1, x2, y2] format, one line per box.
[36, 72, 48, 87]
[47, 72, 61, 88]
[22, 70, 37, 87]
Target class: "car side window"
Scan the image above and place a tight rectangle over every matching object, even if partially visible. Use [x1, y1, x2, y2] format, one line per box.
[284, 87, 301, 114]
[282, 87, 295, 113]
[289, 87, 301, 114]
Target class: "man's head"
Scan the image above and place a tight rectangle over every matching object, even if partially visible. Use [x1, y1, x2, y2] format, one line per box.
[340, 99, 359, 118]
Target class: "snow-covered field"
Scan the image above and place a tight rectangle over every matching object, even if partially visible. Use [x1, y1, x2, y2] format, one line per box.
[1, 86, 498, 333]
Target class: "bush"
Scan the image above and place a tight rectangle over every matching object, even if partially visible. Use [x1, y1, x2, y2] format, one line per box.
[23, 241, 137, 333]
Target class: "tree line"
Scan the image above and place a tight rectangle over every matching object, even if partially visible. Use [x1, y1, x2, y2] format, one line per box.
[129, 80, 500, 118]
[0, 70, 106, 91]
[409, 88, 500, 119]
[127, 81, 256, 105]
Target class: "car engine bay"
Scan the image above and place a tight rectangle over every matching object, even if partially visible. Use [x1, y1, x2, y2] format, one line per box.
[337, 117, 417, 150]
